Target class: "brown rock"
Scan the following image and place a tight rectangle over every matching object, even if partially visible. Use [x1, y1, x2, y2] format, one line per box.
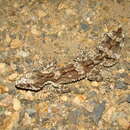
[10, 39, 23, 48]
[124, 74, 130, 85]
[31, 26, 41, 36]
[0, 85, 9, 94]
[0, 112, 19, 130]
[117, 117, 130, 129]
[0, 95, 13, 107]
[8, 73, 18, 81]
[0, 63, 9, 74]
[37, 9, 47, 18]
[72, 95, 86, 105]
[91, 81, 100, 87]
[13, 98, 21, 111]
[61, 95, 68, 102]
[103, 106, 116, 122]
[6, 34, 11, 43]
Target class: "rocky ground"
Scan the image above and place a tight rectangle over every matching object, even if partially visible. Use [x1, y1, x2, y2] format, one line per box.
[0, 0, 130, 130]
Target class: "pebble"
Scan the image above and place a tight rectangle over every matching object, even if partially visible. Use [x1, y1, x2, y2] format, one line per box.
[71, 87, 85, 94]
[117, 95, 128, 104]
[13, 98, 21, 111]
[124, 74, 130, 85]
[103, 106, 116, 122]
[127, 63, 130, 71]
[0, 85, 9, 94]
[8, 72, 18, 81]
[16, 50, 30, 58]
[0, 95, 13, 107]
[80, 23, 89, 31]
[0, 112, 19, 130]
[111, 112, 126, 122]
[26, 108, 36, 117]
[67, 108, 88, 124]
[127, 94, 130, 103]
[90, 101, 105, 124]
[85, 101, 95, 112]
[87, 91, 97, 98]
[31, 26, 41, 36]
[6, 34, 11, 43]
[10, 39, 23, 48]
[116, 72, 128, 78]
[20, 91, 34, 101]
[37, 9, 47, 18]
[0, 63, 9, 74]
[115, 80, 128, 90]
[61, 95, 68, 102]
[118, 69, 125, 73]
[117, 117, 130, 129]
[91, 81, 99, 87]
[21, 113, 32, 126]
[0, 106, 5, 115]
[65, 8, 77, 16]
[72, 95, 86, 105]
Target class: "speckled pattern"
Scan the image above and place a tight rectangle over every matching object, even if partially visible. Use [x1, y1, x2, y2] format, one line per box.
[15, 27, 124, 92]
[0, 0, 130, 130]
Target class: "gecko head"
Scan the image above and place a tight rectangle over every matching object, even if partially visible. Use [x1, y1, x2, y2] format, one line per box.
[109, 27, 124, 46]
[102, 27, 124, 50]
[15, 76, 42, 92]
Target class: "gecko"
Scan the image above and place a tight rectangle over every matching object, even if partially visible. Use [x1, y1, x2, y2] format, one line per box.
[15, 27, 124, 91]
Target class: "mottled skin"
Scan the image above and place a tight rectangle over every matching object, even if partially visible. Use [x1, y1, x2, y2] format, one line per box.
[15, 27, 124, 91]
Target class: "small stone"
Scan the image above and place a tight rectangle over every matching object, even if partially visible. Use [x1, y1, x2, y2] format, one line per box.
[13, 98, 21, 111]
[116, 72, 128, 78]
[103, 106, 116, 122]
[0, 106, 5, 115]
[16, 50, 30, 58]
[111, 112, 126, 122]
[6, 34, 11, 43]
[21, 91, 34, 100]
[10, 39, 23, 48]
[65, 8, 77, 16]
[5, 111, 12, 116]
[61, 95, 68, 102]
[90, 101, 105, 124]
[37, 9, 47, 18]
[91, 81, 99, 87]
[80, 23, 89, 31]
[0, 112, 19, 130]
[124, 74, 130, 85]
[127, 94, 130, 103]
[127, 63, 130, 71]
[117, 117, 130, 129]
[117, 95, 128, 104]
[87, 91, 97, 98]
[73, 95, 86, 105]
[71, 87, 85, 94]
[85, 102, 95, 112]
[22, 113, 32, 125]
[0, 85, 9, 94]
[58, 2, 68, 10]
[8, 72, 18, 81]
[33, 128, 39, 130]
[26, 108, 36, 117]
[67, 108, 84, 124]
[0, 63, 9, 74]
[115, 80, 128, 90]
[0, 95, 13, 106]
[31, 26, 41, 36]
[118, 69, 125, 73]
